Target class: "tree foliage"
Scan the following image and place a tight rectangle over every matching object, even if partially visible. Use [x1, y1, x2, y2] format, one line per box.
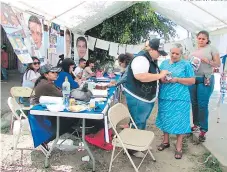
[85, 2, 177, 45]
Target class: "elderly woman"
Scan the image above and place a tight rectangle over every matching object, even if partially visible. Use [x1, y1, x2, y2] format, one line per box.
[188, 30, 220, 142]
[156, 43, 195, 159]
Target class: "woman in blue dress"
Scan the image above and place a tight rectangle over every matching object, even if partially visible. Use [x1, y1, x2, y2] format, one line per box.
[156, 43, 195, 159]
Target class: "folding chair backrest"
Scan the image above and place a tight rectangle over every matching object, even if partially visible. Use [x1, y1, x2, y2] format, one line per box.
[108, 103, 134, 129]
[7, 97, 27, 120]
[10, 87, 34, 98]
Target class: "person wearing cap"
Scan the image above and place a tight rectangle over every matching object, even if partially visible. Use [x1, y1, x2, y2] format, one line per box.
[123, 38, 169, 158]
[156, 43, 195, 159]
[32, 64, 62, 104]
[31, 64, 79, 149]
[1, 44, 8, 81]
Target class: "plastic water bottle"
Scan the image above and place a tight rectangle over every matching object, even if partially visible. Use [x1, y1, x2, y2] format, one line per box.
[62, 76, 70, 108]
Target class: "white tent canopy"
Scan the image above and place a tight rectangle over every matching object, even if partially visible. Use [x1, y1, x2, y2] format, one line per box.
[2, 0, 227, 34]
[150, 0, 227, 33]
[1, 0, 135, 33]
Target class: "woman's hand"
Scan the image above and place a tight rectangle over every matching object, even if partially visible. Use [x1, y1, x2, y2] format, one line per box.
[77, 79, 82, 86]
[160, 77, 169, 83]
[160, 70, 169, 77]
[201, 57, 210, 64]
[169, 78, 178, 83]
[81, 78, 86, 82]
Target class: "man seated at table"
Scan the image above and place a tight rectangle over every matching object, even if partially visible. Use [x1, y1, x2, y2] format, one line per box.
[30, 64, 79, 150]
[74, 58, 86, 79]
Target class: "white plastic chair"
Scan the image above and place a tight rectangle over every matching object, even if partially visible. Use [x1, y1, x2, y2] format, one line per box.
[108, 103, 156, 172]
[9, 87, 34, 132]
[10, 87, 34, 111]
[7, 97, 47, 163]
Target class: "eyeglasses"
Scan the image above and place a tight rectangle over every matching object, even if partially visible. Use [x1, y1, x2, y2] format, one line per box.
[33, 62, 40, 65]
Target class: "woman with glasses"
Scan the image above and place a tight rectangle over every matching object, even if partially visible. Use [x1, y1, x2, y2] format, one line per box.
[22, 56, 41, 88]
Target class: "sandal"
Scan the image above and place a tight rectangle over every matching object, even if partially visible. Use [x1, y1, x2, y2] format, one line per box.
[175, 149, 183, 159]
[157, 143, 170, 151]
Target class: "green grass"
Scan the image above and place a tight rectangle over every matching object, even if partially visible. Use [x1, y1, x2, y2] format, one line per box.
[196, 152, 223, 172]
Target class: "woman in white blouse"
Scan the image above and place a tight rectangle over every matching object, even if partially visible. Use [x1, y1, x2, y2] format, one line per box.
[22, 57, 41, 88]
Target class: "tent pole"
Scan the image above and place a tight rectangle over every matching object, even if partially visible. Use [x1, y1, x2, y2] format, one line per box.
[49, 1, 86, 21]
[189, 2, 227, 26]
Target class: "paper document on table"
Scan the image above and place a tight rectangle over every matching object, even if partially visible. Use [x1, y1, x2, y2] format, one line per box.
[92, 89, 108, 97]
[39, 96, 63, 105]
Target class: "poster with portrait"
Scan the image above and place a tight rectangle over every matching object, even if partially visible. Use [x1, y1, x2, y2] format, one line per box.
[49, 28, 57, 53]
[74, 34, 88, 65]
[1, 3, 22, 33]
[1, 3, 33, 64]
[64, 28, 72, 59]
[9, 35, 32, 63]
[22, 12, 46, 64]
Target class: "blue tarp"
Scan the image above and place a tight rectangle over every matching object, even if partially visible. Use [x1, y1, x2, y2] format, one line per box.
[221, 54, 227, 70]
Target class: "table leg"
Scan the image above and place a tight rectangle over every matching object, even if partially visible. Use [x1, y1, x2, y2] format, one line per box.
[45, 116, 60, 168]
[104, 116, 109, 143]
[82, 118, 95, 172]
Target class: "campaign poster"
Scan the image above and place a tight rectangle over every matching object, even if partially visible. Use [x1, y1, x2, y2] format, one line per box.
[74, 34, 88, 65]
[64, 28, 72, 59]
[1, 3, 32, 64]
[49, 28, 57, 53]
[23, 12, 46, 63]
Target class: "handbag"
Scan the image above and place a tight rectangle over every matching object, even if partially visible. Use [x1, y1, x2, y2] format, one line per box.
[71, 83, 92, 102]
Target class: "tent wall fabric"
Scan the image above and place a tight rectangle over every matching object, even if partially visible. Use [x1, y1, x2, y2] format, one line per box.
[118, 44, 126, 54]
[210, 34, 227, 56]
[150, 1, 227, 33]
[88, 36, 97, 51]
[109, 42, 119, 57]
[95, 39, 110, 51]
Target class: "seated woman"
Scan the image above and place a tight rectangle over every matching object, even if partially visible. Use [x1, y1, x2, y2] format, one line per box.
[55, 58, 80, 89]
[21, 57, 40, 106]
[55, 58, 103, 132]
[55, 58, 92, 101]
[22, 57, 41, 88]
[82, 59, 96, 79]
[31, 64, 79, 149]
[156, 43, 195, 159]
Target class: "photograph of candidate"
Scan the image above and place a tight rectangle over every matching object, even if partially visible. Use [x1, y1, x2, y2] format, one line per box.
[65, 29, 71, 57]
[28, 15, 43, 49]
[76, 36, 87, 59]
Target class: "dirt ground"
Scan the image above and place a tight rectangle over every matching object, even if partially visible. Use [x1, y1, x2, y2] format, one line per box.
[1, 104, 209, 172]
